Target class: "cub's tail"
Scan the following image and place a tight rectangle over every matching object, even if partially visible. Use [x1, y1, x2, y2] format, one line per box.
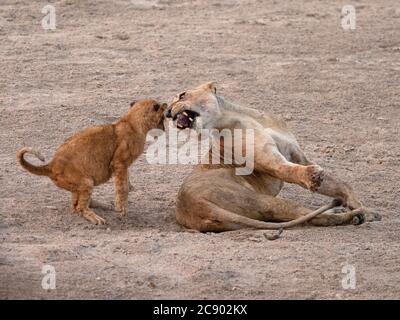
[17, 147, 51, 177]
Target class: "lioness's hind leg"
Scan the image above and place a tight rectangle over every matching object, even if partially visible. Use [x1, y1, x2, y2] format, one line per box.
[290, 148, 381, 221]
[257, 195, 374, 226]
[312, 172, 380, 222]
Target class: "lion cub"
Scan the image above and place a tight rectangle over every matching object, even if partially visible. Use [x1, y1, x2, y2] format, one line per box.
[17, 99, 166, 225]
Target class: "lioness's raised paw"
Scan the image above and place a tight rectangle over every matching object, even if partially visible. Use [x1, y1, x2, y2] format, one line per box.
[304, 165, 324, 191]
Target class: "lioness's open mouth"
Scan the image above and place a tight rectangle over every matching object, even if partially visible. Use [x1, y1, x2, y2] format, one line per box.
[174, 110, 200, 129]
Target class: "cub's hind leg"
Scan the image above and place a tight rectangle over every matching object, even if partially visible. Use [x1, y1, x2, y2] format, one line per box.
[72, 187, 111, 216]
[75, 178, 106, 225]
[71, 192, 79, 213]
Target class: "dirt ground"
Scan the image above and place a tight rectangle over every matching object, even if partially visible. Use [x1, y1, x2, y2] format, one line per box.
[1, 0, 399, 299]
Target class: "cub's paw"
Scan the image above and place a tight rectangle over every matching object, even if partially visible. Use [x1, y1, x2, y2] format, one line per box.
[115, 204, 128, 219]
[304, 165, 324, 191]
[82, 211, 106, 225]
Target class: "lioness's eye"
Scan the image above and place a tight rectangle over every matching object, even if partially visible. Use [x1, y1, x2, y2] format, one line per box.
[179, 92, 186, 100]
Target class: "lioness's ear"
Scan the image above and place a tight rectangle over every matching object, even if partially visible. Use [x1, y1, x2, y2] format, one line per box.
[130, 100, 137, 107]
[199, 82, 217, 94]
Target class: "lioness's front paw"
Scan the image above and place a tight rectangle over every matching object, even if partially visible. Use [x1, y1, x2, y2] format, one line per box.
[304, 165, 324, 191]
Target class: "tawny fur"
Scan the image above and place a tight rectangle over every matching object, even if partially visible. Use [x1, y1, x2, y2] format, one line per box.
[17, 99, 166, 225]
[167, 82, 381, 232]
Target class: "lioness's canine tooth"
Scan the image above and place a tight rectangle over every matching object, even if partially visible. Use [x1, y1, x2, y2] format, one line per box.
[183, 112, 188, 116]
[189, 117, 194, 121]
[177, 124, 183, 128]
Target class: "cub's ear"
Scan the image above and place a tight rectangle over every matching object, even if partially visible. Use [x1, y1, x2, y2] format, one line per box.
[153, 103, 161, 111]
[198, 81, 217, 94]
[130, 100, 137, 107]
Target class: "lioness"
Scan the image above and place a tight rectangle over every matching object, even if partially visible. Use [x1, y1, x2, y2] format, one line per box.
[166, 82, 381, 232]
[17, 99, 166, 225]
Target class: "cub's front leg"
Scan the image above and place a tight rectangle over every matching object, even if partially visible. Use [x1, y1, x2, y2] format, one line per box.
[114, 166, 129, 218]
[112, 159, 129, 218]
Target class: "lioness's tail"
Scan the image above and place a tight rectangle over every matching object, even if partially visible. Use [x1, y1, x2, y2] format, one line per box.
[206, 199, 341, 230]
[17, 147, 51, 177]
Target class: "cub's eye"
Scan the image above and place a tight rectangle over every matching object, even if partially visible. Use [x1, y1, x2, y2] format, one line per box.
[178, 92, 186, 100]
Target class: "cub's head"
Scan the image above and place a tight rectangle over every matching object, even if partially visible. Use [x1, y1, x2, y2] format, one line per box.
[129, 99, 167, 131]
[165, 82, 221, 130]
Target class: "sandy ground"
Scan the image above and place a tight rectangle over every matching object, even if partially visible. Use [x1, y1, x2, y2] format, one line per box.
[1, 0, 400, 299]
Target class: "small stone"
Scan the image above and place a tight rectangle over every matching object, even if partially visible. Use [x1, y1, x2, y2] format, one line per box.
[115, 34, 129, 41]
[254, 19, 267, 25]
[283, 114, 293, 121]
[248, 237, 262, 242]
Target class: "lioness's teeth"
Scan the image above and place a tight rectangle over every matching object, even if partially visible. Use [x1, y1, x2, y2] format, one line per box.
[177, 124, 183, 128]
[183, 112, 188, 116]
[189, 117, 194, 122]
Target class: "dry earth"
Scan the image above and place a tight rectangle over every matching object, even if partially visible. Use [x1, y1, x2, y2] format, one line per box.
[0, 0, 399, 299]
